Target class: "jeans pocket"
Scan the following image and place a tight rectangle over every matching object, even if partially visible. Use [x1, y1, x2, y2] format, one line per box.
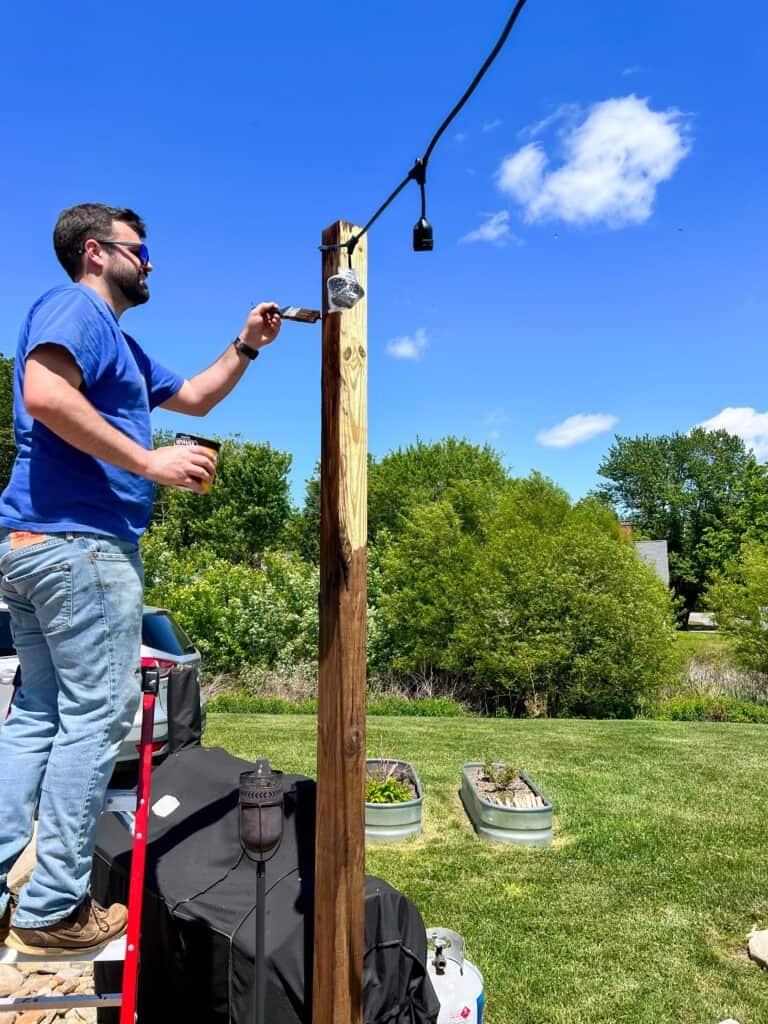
[2, 561, 73, 635]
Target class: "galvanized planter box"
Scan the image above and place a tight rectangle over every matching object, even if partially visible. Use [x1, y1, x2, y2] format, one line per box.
[460, 762, 553, 847]
[365, 758, 423, 844]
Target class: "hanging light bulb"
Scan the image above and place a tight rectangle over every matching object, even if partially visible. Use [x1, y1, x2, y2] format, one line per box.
[411, 158, 434, 252]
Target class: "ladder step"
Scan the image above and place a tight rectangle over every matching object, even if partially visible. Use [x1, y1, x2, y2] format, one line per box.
[0, 935, 126, 964]
[1, 991, 122, 1010]
[103, 788, 139, 814]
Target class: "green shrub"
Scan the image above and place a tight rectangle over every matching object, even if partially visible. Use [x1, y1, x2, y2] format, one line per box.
[207, 694, 464, 716]
[142, 540, 318, 674]
[655, 696, 768, 723]
[367, 696, 464, 717]
[707, 540, 768, 673]
[206, 694, 318, 714]
[374, 476, 676, 718]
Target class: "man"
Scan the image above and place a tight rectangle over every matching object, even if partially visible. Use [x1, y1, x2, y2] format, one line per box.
[0, 203, 280, 954]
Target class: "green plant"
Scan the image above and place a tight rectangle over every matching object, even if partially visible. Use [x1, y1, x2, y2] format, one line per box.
[365, 775, 413, 804]
[482, 761, 520, 790]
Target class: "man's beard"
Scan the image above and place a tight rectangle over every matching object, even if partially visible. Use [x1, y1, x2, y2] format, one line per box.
[112, 263, 150, 307]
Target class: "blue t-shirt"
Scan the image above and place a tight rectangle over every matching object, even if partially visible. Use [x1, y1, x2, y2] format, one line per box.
[0, 283, 183, 542]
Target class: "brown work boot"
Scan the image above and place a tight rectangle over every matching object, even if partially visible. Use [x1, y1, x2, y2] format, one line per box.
[6, 897, 127, 955]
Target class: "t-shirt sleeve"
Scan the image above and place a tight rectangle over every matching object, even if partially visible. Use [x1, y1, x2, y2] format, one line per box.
[124, 335, 184, 410]
[26, 289, 111, 387]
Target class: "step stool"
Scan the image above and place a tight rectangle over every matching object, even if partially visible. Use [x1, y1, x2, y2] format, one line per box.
[0, 666, 160, 1023]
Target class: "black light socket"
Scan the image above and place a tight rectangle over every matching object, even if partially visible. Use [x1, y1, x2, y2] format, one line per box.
[413, 217, 434, 252]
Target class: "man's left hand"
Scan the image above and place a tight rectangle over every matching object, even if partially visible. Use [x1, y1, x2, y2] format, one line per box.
[239, 302, 281, 351]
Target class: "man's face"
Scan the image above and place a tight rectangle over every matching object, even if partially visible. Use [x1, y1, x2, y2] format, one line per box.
[102, 222, 152, 307]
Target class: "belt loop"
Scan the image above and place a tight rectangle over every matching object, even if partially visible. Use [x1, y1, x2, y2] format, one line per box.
[66, 532, 74, 541]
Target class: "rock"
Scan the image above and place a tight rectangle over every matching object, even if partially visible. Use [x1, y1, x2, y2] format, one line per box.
[15, 1012, 49, 1024]
[18, 975, 53, 996]
[16, 965, 58, 976]
[0, 964, 24, 997]
[749, 928, 768, 968]
[53, 978, 78, 996]
[717, 1019, 741, 1024]
[55, 968, 81, 981]
[0, 1011, 18, 1023]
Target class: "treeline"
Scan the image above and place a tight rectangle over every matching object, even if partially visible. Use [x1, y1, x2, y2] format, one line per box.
[4, 352, 768, 715]
[143, 434, 676, 717]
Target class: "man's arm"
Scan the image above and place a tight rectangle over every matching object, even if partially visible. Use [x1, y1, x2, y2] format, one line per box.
[161, 302, 281, 416]
[24, 345, 216, 492]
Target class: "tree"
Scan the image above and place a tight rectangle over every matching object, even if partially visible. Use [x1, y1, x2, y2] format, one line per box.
[368, 437, 508, 542]
[453, 493, 675, 717]
[706, 540, 768, 674]
[374, 473, 675, 716]
[596, 428, 768, 618]
[148, 433, 293, 563]
[286, 437, 509, 564]
[0, 354, 15, 492]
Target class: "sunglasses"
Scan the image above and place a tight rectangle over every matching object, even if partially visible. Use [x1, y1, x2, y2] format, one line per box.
[95, 239, 150, 267]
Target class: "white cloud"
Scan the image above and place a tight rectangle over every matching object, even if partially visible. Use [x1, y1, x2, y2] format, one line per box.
[497, 95, 692, 227]
[386, 327, 429, 361]
[497, 144, 548, 204]
[536, 413, 618, 448]
[520, 103, 580, 139]
[460, 211, 515, 246]
[454, 132, 468, 144]
[695, 407, 768, 460]
[622, 65, 647, 76]
[482, 118, 503, 133]
[484, 408, 509, 439]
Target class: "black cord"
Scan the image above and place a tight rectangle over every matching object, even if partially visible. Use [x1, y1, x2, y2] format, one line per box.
[422, 0, 529, 166]
[336, 0, 531, 257]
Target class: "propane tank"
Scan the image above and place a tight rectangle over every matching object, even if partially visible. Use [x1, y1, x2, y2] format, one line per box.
[426, 928, 485, 1024]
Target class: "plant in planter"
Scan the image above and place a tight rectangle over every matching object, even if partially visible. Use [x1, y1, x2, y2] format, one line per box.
[365, 758, 424, 844]
[460, 761, 553, 847]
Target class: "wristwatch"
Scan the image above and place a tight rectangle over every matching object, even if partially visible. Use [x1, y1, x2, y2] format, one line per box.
[233, 336, 260, 361]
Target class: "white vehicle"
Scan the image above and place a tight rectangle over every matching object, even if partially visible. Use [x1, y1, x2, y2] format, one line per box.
[0, 602, 204, 764]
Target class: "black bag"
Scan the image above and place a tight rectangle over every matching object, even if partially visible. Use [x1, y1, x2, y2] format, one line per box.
[166, 665, 202, 753]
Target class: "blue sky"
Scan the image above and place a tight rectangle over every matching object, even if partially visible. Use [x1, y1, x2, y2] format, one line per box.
[0, 1, 764, 506]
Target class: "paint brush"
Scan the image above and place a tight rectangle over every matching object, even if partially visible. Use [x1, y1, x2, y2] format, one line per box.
[275, 305, 322, 324]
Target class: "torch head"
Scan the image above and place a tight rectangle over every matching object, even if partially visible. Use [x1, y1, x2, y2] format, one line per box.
[239, 759, 284, 859]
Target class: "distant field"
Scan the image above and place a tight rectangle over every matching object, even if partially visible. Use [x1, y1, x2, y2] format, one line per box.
[206, 714, 768, 1024]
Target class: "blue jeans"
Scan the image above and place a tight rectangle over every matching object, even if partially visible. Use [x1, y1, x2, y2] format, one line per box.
[0, 531, 143, 927]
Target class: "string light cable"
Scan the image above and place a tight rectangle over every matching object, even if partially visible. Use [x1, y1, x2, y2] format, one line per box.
[321, 0, 531, 259]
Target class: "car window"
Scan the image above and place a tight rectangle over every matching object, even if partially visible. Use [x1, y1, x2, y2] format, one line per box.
[142, 612, 196, 655]
[0, 611, 15, 657]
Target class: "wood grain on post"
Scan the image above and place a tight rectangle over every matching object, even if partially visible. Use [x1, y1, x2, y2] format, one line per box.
[313, 221, 367, 1024]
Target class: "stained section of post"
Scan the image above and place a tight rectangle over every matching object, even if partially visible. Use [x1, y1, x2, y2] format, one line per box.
[313, 221, 367, 1024]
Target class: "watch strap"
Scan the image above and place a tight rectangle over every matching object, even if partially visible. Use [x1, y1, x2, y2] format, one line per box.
[233, 336, 260, 361]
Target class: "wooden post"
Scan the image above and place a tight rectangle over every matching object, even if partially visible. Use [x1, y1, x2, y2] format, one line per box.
[313, 221, 367, 1024]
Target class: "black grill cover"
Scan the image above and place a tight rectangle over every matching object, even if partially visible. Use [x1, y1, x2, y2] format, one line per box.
[93, 746, 439, 1024]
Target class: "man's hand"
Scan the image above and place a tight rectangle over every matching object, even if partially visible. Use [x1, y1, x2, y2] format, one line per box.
[144, 444, 217, 493]
[238, 302, 282, 351]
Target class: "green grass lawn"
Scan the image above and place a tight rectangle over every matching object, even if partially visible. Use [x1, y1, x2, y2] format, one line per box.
[205, 714, 768, 1024]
